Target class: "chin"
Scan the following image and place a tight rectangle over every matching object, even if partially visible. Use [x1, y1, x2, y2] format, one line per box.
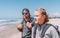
[35, 21, 38, 24]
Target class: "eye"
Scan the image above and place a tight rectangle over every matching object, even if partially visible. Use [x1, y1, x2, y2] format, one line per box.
[34, 15, 39, 17]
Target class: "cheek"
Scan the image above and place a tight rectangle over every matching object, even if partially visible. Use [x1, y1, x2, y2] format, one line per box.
[26, 14, 29, 16]
[22, 15, 26, 19]
[34, 16, 40, 21]
[37, 17, 40, 20]
[37, 16, 41, 19]
[34, 16, 41, 24]
[26, 14, 29, 17]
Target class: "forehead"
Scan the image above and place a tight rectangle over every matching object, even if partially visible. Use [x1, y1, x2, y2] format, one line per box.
[34, 11, 42, 15]
[23, 10, 28, 13]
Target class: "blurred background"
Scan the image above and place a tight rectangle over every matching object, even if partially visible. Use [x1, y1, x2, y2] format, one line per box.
[0, 0, 60, 38]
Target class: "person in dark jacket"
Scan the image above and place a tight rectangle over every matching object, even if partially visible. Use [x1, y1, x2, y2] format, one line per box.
[17, 8, 34, 38]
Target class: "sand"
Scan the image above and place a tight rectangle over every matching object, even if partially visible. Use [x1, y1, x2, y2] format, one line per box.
[0, 21, 22, 38]
[0, 18, 60, 38]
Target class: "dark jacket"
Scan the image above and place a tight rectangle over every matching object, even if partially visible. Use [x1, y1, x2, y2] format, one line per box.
[18, 17, 34, 38]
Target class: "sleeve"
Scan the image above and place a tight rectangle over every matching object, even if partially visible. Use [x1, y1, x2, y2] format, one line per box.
[17, 28, 23, 32]
[50, 26, 59, 38]
[32, 25, 35, 38]
[44, 26, 59, 38]
[32, 25, 37, 38]
[31, 20, 35, 27]
[17, 20, 24, 32]
[32, 27, 34, 38]
[20, 18, 24, 24]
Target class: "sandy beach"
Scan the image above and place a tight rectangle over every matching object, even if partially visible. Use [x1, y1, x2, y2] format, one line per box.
[0, 18, 60, 38]
[0, 21, 21, 38]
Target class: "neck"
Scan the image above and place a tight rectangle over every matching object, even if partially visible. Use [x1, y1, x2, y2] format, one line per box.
[25, 18, 30, 22]
[39, 21, 45, 25]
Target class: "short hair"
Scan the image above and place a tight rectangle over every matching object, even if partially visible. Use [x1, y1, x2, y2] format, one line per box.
[22, 8, 30, 13]
[35, 8, 49, 22]
[22, 8, 30, 17]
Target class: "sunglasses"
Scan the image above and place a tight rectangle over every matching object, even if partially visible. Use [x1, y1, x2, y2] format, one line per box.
[22, 13, 29, 15]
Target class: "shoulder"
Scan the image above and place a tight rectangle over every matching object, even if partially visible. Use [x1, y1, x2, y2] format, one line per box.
[45, 23, 58, 34]
[48, 26, 56, 31]
[44, 23, 58, 33]
[45, 24, 57, 36]
[30, 17, 34, 20]
[46, 23, 56, 31]
[21, 19, 24, 24]
[30, 17, 34, 23]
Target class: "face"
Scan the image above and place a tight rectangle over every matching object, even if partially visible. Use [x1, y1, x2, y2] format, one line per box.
[22, 10, 30, 19]
[34, 11, 45, 24]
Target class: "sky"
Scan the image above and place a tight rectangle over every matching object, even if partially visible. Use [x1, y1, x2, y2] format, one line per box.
[0, 0, 60, 20]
